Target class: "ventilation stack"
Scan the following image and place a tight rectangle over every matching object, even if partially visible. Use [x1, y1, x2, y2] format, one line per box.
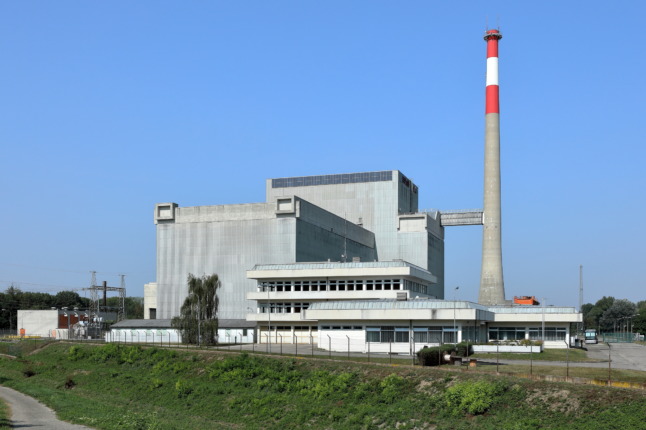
[479, 29, 506, 305]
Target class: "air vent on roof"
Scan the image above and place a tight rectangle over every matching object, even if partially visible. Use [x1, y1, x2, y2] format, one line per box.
[397, 292, 407, 301]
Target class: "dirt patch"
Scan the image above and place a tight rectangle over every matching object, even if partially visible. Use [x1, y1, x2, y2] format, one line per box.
[526, 388, 581, 415]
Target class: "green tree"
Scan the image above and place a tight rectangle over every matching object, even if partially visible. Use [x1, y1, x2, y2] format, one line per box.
[53, 291, 89, 309]
[600, 299, 637, 332]
[595, 296, 615, 312]
[105, 296, 144, 319]
[171, 274, 221, 345]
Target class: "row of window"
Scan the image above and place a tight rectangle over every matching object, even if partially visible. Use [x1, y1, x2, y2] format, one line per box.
[366, 326, 411, 343]
[488, 326, 567, 341]
[258, 279, 430, 295]
[320, 326, 363, 330]
[258, 303, 310, 314]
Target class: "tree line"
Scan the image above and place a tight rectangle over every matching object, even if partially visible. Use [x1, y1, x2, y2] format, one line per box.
[581, 296, 646, 334]
[0, 286, 144, 329]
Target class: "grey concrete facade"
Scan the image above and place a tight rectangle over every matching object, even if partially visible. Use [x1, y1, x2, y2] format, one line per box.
[154, 170, 445, 320]
[155, 196, 377, 319]
[268, 170, 444, 292]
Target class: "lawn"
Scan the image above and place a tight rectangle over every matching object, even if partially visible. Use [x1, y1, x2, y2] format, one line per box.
[0, 342, 645, 430]
[471, 347, 600, 362]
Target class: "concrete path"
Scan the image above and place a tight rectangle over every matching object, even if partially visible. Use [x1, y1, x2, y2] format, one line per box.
[477, 343, 646, 372]
[0, 386, 93, 429]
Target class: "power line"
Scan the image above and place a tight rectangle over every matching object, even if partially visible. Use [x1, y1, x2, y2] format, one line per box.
[0, 262, 129, 277]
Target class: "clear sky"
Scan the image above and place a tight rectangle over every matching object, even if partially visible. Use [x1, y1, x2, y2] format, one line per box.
[1, 2, 644, 308]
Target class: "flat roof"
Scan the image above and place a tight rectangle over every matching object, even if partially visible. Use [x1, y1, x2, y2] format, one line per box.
[308, 300, 580, 315]
[247, 260, 437, 284]
[308, 299, 487, 311]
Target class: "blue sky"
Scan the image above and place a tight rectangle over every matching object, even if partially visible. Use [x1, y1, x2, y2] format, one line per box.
[1, 2, 644, 307]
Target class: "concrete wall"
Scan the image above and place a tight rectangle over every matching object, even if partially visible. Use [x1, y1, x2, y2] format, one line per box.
[17, 310, 58, 337]
[155, 198, 378, 320]
[144, 282, 157, 319]
[267, 171, 427, 266]
[156, 204, 296, 320]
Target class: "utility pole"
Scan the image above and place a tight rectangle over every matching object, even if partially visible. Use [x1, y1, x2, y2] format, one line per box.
[579, 264, 584, 333]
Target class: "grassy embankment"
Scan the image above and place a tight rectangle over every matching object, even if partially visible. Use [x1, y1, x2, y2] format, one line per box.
[0, 398, 10, 429]
[0, 341, 645, 430]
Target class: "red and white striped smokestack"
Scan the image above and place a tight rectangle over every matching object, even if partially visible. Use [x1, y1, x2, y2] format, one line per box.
[479, 29, 506, 305]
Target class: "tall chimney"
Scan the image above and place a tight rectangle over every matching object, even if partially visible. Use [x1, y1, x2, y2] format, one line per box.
[479, 29, 506, 305]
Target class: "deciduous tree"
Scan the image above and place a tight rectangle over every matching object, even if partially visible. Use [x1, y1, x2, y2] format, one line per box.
[171, 274, 220, 345]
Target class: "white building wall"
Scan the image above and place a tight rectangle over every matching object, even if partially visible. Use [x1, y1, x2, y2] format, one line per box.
[105, 327, 254, 344]
[17, 310, 58, 337]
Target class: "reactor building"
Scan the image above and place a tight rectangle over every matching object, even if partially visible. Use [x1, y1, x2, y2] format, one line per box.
[139, 29, 582, 350]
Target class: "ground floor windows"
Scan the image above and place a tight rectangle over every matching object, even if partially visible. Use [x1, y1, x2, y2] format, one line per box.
[412, 326, 458, 344]
[489, 327, 526, 341]
[365, 326, 410, 343]
[489, 326, 567, 341]
[528, 327, 566, 341]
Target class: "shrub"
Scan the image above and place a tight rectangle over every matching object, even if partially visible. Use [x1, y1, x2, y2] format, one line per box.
[67, 345, 86, 361]
[417, 346, 453, 366]
[444, 380, 506, 415]
[454, 342, 473, 357]
[379, 374, 407, 403]
[175, 379, 193, 398]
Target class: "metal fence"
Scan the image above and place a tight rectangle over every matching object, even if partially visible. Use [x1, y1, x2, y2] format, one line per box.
[601, 332, 635, 343]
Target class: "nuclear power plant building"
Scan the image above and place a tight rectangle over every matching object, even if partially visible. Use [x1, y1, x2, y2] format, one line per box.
[153, 170, 444, 321]
[142, 29, 583, 351]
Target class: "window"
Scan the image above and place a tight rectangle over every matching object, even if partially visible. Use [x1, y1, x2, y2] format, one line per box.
[366, 327, 380, 342]
[529, 327, 566, 341]
[365, 326, 408, 343]
[489, 327, 526, 341]
[395, 327, 409, 343]
[149, 308, 156, 320]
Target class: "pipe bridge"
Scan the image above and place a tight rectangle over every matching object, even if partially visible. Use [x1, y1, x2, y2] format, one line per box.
[435, 209, 484, 226]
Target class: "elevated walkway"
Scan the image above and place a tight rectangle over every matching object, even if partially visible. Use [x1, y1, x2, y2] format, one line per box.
[432, 210, 484, 226]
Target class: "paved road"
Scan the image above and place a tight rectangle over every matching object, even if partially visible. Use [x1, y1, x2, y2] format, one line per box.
[0, 386, 93, 429]
[476, 343, 646, 371]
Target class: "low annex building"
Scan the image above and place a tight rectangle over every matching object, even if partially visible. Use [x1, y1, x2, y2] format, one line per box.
[245, 262, 581, 351]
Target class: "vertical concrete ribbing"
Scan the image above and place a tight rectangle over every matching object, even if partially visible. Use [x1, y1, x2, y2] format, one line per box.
[479, 29, 506, 305]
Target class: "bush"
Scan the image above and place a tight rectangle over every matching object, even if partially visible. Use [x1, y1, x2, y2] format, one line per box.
[454, 342, 473, 357]
[417, 346, 453, 366]
[444, 380, 506, 415]
[379, 374, 408, 403]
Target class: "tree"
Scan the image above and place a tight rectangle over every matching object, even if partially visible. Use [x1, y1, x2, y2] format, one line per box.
[53, 291, 89, 309]
[599, 299, 637, 332]
[171, 274, 220, 345]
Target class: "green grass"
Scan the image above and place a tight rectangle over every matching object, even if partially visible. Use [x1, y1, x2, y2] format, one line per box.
[474, 363, 646, 384]
[0, 339, 56, 357]
[471, 348, 600, 362]
[1, 343, 645, 430]
[0, 398, 10, 429]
